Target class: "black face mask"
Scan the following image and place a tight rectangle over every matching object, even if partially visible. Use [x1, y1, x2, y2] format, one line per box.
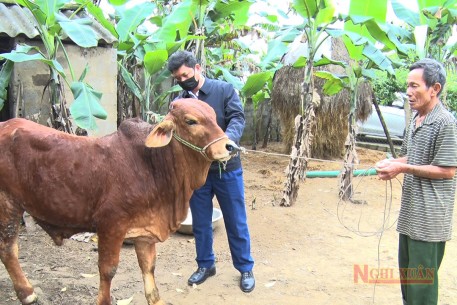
[177, 71, 199, 91]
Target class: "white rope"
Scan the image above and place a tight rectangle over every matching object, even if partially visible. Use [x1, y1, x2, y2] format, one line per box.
[240, 146, 400, 236]
[336, 169, 400, 237]
[336, 172, 403, 305]
[242, 147, 371, 167]
[241, 145, 401, 305]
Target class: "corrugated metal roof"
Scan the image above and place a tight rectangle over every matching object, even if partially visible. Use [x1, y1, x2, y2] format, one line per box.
[0, 2, 117, 45]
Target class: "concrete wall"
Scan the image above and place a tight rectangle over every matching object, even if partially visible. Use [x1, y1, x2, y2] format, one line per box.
[9, 38, 117, 137]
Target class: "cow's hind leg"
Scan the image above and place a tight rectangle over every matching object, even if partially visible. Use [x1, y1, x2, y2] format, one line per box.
[0, 195, 37, 304]
[134, 238, 165, 305]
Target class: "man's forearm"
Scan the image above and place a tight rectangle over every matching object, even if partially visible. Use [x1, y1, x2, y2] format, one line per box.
[403, 164, 456, 179]
[390, 156, 408, 164]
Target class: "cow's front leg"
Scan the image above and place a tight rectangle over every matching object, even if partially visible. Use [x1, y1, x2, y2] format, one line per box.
[96, 229, 124, 305]
[134, 238, 165, 305]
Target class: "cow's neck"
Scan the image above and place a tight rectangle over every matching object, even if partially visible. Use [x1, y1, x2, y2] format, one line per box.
[167, 140, 211, 189]
[137, 142, 211, 238]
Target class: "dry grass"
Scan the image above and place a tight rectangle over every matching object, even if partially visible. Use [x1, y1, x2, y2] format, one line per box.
[271, 37, 374, 159]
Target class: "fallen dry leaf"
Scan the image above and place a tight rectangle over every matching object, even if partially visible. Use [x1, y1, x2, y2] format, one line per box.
[117, 296, 133, 305]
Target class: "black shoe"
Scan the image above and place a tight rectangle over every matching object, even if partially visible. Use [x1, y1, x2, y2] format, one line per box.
[240, 271, 255, 292]
[188, 264, 216, 285]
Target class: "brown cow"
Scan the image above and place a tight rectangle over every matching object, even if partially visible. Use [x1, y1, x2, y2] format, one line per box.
[0, 98, 235, 305]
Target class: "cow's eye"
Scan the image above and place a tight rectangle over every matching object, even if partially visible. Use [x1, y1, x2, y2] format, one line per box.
[186, 119, 197, 125]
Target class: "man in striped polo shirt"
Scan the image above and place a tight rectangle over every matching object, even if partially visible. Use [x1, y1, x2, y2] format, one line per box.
[376, 58, 457, 305]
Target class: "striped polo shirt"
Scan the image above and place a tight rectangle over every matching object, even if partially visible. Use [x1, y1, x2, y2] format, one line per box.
[397, 102, 457, 242]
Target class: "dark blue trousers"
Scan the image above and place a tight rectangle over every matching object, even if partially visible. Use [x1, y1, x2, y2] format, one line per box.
[189, 168, 254, 273]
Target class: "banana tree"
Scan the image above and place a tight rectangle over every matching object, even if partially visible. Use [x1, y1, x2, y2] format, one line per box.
[391, 0, 457, 64]
[109, 0, 264, 131]
[390, 0, 457, 114]
[236, 26, 288, 147]
[143, 0, 253, 116]
[278, 0, 339, 207]
[114, 0, 228, 121]
[148, 0, 279, 146]
[0, 0, 107, 131]
[0, 60, 13, 113]
[310, 0, 427, 201]
[113, 0, 162, 122]
[240, 71, 273, 149]
[274, 0, 400, 204]
[184, 0, 254, 85]
[112, 0, 213, 122]
[315, 28, 395, 201]
[206, 0, 288, 149]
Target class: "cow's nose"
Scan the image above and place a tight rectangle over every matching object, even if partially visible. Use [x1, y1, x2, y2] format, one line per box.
[226, 140, 241, 155]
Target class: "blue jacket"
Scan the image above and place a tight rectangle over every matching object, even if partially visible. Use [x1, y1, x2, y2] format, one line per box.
[177, 78, 245, 172]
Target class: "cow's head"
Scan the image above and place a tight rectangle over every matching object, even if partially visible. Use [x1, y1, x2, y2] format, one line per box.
[145, 98, 234, 162]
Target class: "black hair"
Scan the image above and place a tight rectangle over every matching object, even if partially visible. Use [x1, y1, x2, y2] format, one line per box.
[409, 58, 446, 96]
[167, 50, 198, 73]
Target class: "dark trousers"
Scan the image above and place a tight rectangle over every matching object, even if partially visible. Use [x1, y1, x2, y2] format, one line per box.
[190, 168, 254, 273]
[398, 234, 446, 305]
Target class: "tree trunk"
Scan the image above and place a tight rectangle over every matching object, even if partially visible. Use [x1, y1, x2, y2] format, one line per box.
[252, 101, 266, 150]
[280, 60, 316, 207]
[117, 58, 141, 125]
[403, 94, 411, 135]
[280, 102, 315, 206]
[49, 71, 73, 134]
[251, 113, 257, 150]
[261, 104, 272, 148]
[339, 113, 357, 201]
[372, 93, 397, 158]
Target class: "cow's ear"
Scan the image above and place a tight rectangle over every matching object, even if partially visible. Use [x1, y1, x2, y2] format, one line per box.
[145, 120, 175, 147]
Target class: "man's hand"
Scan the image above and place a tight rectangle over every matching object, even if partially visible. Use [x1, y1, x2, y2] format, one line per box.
[375, 159, 403, 180]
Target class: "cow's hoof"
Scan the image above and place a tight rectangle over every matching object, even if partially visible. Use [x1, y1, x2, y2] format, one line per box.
[147, 299, 166, 305]
[21, 292, 38, 305]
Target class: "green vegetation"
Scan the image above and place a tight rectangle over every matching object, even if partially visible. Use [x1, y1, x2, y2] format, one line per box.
[445, 73, 457, 114]
[0, 0, 456, 205]
[372, 69, 408, 106]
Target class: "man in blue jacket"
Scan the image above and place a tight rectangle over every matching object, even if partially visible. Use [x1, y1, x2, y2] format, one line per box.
[167, 50, 255, 293]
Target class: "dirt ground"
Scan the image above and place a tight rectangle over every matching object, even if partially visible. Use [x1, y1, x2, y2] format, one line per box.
[2, 143, 457, 305]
